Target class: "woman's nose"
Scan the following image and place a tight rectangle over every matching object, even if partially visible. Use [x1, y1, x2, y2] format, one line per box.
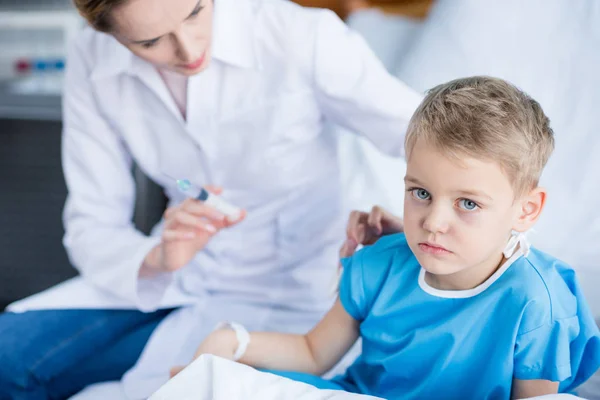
[174, 32, 195, 63]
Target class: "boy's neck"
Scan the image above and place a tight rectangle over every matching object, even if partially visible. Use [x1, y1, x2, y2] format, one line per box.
[424, 253, 507, 291]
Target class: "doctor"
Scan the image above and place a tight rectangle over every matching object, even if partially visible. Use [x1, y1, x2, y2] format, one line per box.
[0, 0, 421, 398]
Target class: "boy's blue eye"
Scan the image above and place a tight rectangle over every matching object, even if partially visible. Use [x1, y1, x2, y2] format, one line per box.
[412, 188, 431, 200]
[458, 199, 478, 211]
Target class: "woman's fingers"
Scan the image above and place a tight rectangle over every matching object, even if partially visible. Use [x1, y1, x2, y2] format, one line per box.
[204, 185, 223, 195]
[379, 207, 404, 234]
[163, 201, 247, 244]
[367, 206, 384, 236]
[367, 206, 404, 235]
[385, 214, 404, 234]
[162, 229, 197, 242]
[166, 200, 226, 222]
[341, 206, 404, 259]
[169, 366, 185, 378]
[223, 209, 247, 227]
[169, 211, 218, 233]
[339, 238, 359, 258]
[356, 224, 367, 244]
[164, 203, 222, 225]
[163, 206, 175, 220]
[346, 210, 367, 243]
[182, 199, 226, 222]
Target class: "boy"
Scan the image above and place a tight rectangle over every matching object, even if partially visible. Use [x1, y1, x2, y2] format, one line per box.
[174, 76, 600, 399]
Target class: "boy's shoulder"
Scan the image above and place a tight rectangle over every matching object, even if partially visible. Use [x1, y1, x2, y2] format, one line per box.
[359, 233, 414, 264]
[504, 248, 578, 334]
[339, 233, 416, 321]
[352, 233, 416, 287]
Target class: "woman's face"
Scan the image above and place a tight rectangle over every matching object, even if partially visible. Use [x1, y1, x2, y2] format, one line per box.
[111, 0, 213, 76]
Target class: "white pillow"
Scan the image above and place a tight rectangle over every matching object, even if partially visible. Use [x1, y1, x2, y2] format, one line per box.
[395, 0, 600, 317]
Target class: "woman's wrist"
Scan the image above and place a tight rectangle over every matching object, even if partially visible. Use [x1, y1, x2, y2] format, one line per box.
[139, 244, 163, 277]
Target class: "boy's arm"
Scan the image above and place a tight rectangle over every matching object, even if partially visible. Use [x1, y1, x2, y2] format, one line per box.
[190, 299, 359, 376]
[241, 299, 359, 374]
[511, 378, 559, 399]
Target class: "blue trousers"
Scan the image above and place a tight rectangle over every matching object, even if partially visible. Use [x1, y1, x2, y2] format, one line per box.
[0, 308, 173, 400]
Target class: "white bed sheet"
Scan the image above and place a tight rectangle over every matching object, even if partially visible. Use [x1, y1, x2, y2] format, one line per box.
[150, 355, 380, 400]
[148, 355, 589, 400]
[71, 359, 599, 400]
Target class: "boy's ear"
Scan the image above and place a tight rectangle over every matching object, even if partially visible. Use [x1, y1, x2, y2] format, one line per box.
[513, 187, 547, 232]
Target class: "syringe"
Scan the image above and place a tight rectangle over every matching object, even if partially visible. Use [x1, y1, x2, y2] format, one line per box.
[165, 175, 242, 220]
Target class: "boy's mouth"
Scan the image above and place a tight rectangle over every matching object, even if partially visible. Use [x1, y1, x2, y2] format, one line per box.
[419, 242, 452, 255]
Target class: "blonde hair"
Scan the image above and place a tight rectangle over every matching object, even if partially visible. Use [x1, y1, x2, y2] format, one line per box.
[72, 0, 127, 32]
[405, 76, 555, 196]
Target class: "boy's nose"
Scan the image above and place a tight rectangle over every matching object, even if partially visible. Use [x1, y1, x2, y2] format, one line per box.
[422, 207, 450, 234]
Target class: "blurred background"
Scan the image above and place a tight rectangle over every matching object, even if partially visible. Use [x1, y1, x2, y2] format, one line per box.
[1, 0, 599, 325]
[0, 0, 79, 309]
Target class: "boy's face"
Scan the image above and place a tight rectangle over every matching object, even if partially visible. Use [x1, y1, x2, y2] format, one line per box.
[403, 140, 526, 285]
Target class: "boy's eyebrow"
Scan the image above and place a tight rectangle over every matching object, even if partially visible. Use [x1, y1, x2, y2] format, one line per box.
[404, 175, 424, 185]
[405, 175, 493, 201]
[132, 0, 202, 44]
[456, 190, 493, 201]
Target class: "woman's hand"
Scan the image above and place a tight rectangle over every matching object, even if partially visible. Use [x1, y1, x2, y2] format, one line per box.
[169, 328, 237, 378]
[141, 186, 246, 276]
[340, 206, 404, 258]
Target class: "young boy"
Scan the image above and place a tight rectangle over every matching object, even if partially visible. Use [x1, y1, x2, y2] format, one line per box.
[175, 76, 600, 399]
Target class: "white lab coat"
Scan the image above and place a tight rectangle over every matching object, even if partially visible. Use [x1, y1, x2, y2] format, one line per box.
[7, 0, 422, 397]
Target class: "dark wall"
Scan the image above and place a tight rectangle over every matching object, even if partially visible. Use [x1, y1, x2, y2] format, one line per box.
[0, 118, 166, 310]
[0, 119, 74, 309]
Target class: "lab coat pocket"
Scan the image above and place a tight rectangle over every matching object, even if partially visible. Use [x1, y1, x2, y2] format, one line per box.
[261, 90, 320, 158]
[262, 90, 328, 189]
[276, 176, 344, 254]
[216, 90, 320, 191]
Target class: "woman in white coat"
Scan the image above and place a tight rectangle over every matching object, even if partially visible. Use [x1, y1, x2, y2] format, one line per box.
[0, 0, 421, 398]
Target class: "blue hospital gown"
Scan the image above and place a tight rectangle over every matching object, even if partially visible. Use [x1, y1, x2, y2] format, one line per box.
[275, 233, 600, 399]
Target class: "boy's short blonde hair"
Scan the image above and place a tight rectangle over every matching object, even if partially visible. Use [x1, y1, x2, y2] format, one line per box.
[405, 76, 555, 196]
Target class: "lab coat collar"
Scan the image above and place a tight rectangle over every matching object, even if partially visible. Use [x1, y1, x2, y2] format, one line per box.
[212, 0, 259, 69]
[89, 32, 133, 81]
[90, 0, 258, 81]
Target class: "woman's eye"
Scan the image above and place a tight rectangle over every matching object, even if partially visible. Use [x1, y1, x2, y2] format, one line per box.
[190, 7, 204, 17]
[412, 188, 431, 200]
[141, 39, 160, 49]
[190, 6, 204, 17]
[458, 199, 479, 211]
